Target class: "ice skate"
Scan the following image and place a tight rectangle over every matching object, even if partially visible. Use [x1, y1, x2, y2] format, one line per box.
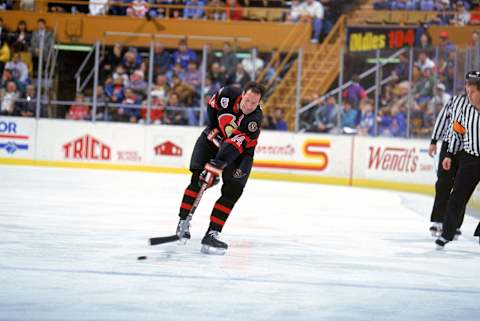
[176, 216, 191, 242]
[201, 230, 228, 255]
[453, 229, 462, 240]
[429, 223, 442, 237]
[435, 237, 449, 250]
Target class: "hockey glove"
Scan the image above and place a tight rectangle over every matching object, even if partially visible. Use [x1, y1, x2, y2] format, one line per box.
[207, 128, 224, 148]
[199, 159, 225, 188]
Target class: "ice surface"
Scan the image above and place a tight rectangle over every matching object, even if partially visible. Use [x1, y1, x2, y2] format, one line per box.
[1, 165, 479, 321]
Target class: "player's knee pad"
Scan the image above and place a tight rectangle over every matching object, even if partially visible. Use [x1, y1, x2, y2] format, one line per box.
[189, 171, 202, 188]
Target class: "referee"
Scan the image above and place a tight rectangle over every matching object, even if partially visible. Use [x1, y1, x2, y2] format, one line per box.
[428, 94, 468, 237]
[436, 71, 480, 248]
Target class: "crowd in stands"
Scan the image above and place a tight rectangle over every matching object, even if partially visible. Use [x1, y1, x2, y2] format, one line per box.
[303, 27, 479, 138]
[0, 17, 54, 117]
[373, 0, 480, 26]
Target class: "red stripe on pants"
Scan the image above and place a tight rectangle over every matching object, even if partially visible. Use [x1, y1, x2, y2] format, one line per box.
[211, 216, 225, 226]
[181, 202, 192, 211]
[214, 203, 232, 215]
[185, 189, 198, 198]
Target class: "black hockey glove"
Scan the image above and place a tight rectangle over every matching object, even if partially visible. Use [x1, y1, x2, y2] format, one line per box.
[199, 159, 225, 188]
[206, 128, 224, 148]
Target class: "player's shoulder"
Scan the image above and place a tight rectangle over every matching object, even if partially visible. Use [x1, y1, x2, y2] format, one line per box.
[243, 106, 263, 134]
[217, 85, 242, 99]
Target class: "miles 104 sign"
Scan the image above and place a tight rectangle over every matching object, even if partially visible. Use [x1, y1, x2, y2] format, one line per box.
[347, 26, 419, 52]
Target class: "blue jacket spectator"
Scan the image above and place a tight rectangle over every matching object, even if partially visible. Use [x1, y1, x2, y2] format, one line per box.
[184, 0, 205, 19]
[173, 39, 198, 70]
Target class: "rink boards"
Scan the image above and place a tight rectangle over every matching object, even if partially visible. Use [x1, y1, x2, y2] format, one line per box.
[0, 115, 467, 200]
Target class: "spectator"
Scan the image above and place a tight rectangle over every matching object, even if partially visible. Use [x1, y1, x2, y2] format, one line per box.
[153, 42, 171, 75]
[0, 38, 10, 75]
[105, 76, 125, 103]
[127, 0, 149, 17]
[339, 99, 359, 133]
[112, 64, 129, 87]
[226, 62, 251, 88]
[117, 88, 140, 123]
[15, 84, 36, 117]
[184, 0, 205, 19]
[139, 95, 165, 124]
[287, 0, 303, 22]
[389, 103, 407, 137]
[224, 0, 243, 21]
[11, 20, 31, 53]
[357, 99, 375, 136]
[205, 0, 226, 20]
[219, 41, 238, 76]
[428, 83, 451, 114]
[164, 92, 187, 125]
[1, 68, 25, 93]
[66, 93, 90, 120]
[342, 74, 366, 109]
[431, 0, 453, 25]
[209, 61, 226, 88]
[171, 74, 195, 105]
[391, 52, 409, 82]
[122, 48, 141, 75]
[127, 69, 148, 98]
[299, 0, 324, 44]
[414, 51, 435, 71]
[241, 49, 264, 79]
[0, 17, 9, 44]
[151, 73, 170, 103]
[172, 39, 197, 70]
[102, 43, 123, 78]
[89, 0, 109, 15]
[5, 52, 29, 84]
[451, 1, 470, 26]
[0, 81, 19, 116]
[183, 60, 202, 91]
[438, 31, 456, 60]
[313, 95, 339, 133]
[412, 66, 436, 104]
[270, 108, 288, 131]
[30, 18, 54, 64]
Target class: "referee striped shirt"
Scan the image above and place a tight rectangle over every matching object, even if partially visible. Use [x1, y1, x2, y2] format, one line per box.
[447, 94, 480, 156]
[431, 96, 456, 144]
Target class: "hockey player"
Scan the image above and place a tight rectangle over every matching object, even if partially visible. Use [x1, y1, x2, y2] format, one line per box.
[175, 81, 264, 254]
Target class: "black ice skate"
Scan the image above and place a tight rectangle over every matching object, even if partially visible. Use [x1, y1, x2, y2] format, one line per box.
[435, 236, 449, 250]
[201, 230, 228, 255]
[454, 229, 462, 240]
[176, 216, 191, 241]
[429, 223, 442, 237]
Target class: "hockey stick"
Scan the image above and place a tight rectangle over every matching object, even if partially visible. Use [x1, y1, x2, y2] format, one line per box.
[149, 182, 208, 246]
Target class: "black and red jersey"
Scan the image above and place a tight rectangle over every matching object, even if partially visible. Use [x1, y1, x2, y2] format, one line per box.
[206, 85, 263, 165]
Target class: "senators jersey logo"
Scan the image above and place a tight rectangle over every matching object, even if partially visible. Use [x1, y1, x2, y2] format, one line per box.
[218, 113, 244, 138]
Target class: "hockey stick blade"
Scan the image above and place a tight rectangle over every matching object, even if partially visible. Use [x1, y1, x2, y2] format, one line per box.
[149, 234, 180, 246]
[149, 183, 208, 246]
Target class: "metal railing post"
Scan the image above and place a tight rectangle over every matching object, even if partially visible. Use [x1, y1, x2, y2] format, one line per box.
[92, 41, 100, 122]
[35, 36, 44, 119]
[146, 41, 155, 125]
[200, 44, 208, 127]
[295, 48, 303, 132]
[407, 47, 414, 138]
[374, 49, 380, 136]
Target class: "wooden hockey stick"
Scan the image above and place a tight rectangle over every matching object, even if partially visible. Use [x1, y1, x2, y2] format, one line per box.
[149, 183, 208, 246]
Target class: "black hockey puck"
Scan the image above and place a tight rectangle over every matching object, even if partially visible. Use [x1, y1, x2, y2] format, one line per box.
[137, 256, 147, 260]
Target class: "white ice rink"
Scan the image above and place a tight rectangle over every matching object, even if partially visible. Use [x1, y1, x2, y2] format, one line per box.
[1, 165, 480, 321]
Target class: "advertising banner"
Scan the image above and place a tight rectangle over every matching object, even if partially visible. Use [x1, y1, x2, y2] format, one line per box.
[353, 136, 435, 185]
[0, 116, 36, 159]
[346, 26, 420, 52]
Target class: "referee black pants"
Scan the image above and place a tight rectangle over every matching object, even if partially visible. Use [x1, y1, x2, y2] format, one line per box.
[430, 142, 465, 226]
[441, 151, 480, 241]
